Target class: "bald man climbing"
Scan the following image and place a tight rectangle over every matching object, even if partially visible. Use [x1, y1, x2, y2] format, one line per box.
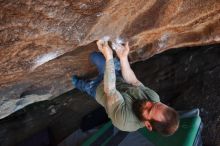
[72, 40, 179, 136]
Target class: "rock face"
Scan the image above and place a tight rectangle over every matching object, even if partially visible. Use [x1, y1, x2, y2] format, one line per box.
[1, 44, 220, 146]
[0, 0, 220, 118]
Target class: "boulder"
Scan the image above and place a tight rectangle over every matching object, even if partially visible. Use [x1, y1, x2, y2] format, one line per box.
[0, 0, 219, 118]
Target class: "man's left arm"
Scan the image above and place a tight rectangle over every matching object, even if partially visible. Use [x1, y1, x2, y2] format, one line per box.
[114, 42, 142, 86]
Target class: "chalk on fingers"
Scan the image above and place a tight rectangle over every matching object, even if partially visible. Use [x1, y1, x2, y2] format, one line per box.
[101, 36, 110, 42]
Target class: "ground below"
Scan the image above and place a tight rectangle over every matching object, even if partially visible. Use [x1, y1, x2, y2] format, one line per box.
[0, 43, 219, 146]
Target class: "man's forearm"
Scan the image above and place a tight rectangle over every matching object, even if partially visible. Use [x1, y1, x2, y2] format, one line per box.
[120, 57, 141, 86]
[104, 58, 124, 116]
[104, 58, 116, 96]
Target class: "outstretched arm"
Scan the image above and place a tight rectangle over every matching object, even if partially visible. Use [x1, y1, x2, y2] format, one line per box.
[120, 55, 141, 86]
[96, 40, 124, 114]
[96, 40, 117, 95]
[104, 58, 116, 95]
[113, 42, 141, 86]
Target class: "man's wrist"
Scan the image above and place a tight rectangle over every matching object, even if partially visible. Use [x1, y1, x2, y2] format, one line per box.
[119, 56, 128, 62]
[106, 55, 113, 61]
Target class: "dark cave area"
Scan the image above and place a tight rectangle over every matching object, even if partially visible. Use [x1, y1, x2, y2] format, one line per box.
[0, 44, 219, 146]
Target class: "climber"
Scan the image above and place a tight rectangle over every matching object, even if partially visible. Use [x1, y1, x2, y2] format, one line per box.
[72, 40, 179, 136]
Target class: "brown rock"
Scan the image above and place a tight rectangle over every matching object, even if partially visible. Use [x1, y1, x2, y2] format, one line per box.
[0, 0, 220, 118]
[1, 44, 220, 146]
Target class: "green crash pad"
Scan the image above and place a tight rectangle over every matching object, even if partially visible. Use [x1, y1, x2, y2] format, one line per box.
[139, 113, 201, 146]
[82, 109, 202, 146]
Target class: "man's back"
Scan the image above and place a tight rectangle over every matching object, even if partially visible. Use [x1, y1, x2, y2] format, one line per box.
[95, 77, 160, 131]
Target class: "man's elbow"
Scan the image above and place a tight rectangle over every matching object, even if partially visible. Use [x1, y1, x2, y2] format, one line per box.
[126, 79, 141, 86]
[104, 88, 117, 97]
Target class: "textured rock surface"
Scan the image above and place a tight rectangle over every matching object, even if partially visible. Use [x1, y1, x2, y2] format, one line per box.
[0, 44, 219, 146]
[0, 0, 220, 118]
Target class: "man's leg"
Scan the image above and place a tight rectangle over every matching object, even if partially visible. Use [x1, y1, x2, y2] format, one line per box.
[72, 75, 102, 98]
[89, 52, 121, 75]
[72, 52, 105, 98]
[89, 52, 105, 75]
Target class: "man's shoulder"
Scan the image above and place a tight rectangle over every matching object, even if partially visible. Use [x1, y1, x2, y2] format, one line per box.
[137, 84, 160, 102]
[109, 103, 144, 132]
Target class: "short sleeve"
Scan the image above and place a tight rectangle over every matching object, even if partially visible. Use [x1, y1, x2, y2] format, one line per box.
[105, 90, 128, 131]
[138, 83, 160, 102]
[105, 89, 124, 115]
[95, 82, 124, 111]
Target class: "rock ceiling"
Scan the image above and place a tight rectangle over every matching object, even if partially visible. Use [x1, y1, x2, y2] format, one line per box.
[0, 0, 219, 118]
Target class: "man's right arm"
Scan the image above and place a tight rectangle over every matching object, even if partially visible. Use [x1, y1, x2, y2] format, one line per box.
[96, 40, 124, 112]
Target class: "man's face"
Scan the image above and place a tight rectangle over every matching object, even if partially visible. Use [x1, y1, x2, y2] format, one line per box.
[141, 102, 179, 134]
[142, 102, 166, 122]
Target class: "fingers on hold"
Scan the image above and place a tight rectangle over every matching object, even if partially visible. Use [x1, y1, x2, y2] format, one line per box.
[96, 39, 101, 44]
[113, 43, 122, 51]
[125, 42, 130, 50]
[97, 40, 105, 49]
[96, 40, 101, 46]
[112, 42, 117, 50]
[125, 41, 129, 47]
[97, 39, 129, 51]
[104, 41, 109, 47]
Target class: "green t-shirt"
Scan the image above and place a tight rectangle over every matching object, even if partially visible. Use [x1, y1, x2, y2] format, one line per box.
[95, 77, 160, 132]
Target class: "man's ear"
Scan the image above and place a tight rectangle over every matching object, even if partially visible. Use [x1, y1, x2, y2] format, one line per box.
[145, 101, 153, 109]
[144, 121, 153, 131]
